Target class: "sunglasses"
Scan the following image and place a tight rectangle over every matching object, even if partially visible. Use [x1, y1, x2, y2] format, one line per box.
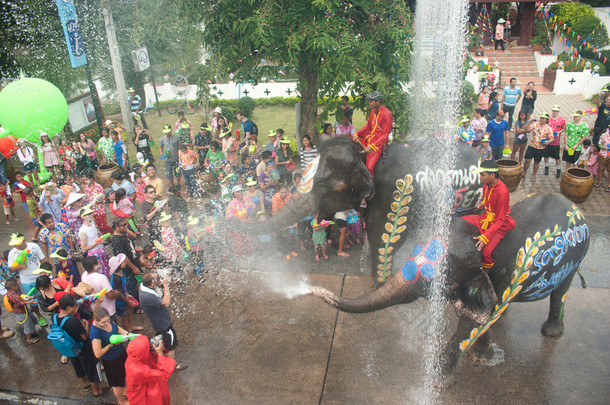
[147, 191, 156, 194]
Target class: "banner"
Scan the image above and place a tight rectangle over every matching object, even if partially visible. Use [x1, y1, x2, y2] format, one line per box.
[55, 0, 87, 68]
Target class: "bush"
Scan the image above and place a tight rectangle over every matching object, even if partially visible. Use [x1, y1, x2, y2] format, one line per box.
[237, 96, 256, 116]
[460, 80, 475, 116]
[572, 15, 609, 52]
[547, 53, 607, 76]
[549, 3, 595, 27]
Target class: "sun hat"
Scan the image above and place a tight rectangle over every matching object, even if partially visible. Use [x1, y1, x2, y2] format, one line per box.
[40, 131, 49, 138]
[50, 248, 69, 260]
[71, 282, 94, 297]
[214, 107, 222, 114]
[104, 119, 113, 126]
[78, 206, 95, 217]
[32, 268, 52, 275]
[187, 216, 200, 226]
[108, 254, 126, 275]
[602, 84, 610, 92]
[366, 91, 383, 101]
[180, 121, 189, 129]
[279, 138, 290, 144]
[573, 110, 583, 117]
[268, 130, 277, 137]
[162, 124, 172, 133]
[540, 112, 550, 119]
[245, 177, 258, 187]
[461, 115, 471, 123]
[159, 212, 173, 223]
[497, 18, 505, 24]
[231, 185, 243, 194]
[473, 159, 499, 174]
[200, 125, 213, 132]
[480, 135, 490, 143]
[552, 104, 560, 111]
[128, 87, 135, 92]
[8, 233, 24, 246]
[65, 192, 86, 207]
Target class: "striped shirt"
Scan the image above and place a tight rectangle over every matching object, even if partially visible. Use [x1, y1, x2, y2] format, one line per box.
[299, 146, 318, 172]
[128, 94, 142, 112]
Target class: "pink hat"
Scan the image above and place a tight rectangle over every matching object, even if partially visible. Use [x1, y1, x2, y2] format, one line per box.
[108, 254, 126, 275]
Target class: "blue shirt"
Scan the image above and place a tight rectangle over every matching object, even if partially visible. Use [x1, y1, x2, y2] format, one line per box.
[114, 140, 127, 167]
[89, 322, 126, 360]
[502, 86, 522, 107]
[486, 119, 508, 147]
[242, 120, 254, 135]
[128, 94, 141, 112]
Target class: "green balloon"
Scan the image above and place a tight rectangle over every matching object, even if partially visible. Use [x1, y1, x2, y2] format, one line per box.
[0, 76, 68, 143]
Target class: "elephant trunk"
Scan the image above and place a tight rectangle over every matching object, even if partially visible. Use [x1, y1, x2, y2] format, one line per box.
[310, 274, 422, 313]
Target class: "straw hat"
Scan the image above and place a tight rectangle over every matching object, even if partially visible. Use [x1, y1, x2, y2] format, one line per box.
[72, 282, 94, 297]
[65, 192, 86, 207]
[78, 206, 95, 217]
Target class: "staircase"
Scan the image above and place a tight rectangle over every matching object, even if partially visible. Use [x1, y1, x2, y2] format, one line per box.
[480, 46, 551, 94]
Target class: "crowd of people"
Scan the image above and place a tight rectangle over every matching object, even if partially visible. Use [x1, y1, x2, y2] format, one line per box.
[465, 81, 610, 189]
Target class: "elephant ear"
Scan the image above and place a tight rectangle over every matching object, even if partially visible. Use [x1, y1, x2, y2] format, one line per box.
[453, 270, 498, 324]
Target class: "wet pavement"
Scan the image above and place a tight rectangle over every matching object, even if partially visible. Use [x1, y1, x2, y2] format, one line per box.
[1, 197, 609, 404]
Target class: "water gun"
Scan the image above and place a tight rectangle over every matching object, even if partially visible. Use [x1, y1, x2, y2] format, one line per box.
[154, 200, 166, 210]
[94, 233, 111, 244]
[175, 163, 183, 174]
[20, 287, 37, 303]
[12, 249, 31, 267]
[13, 182, 26, 190]
[77, 288, 107, 305]
[584, 108, 597, 115]
[315, 220, 334, 228]
[109, 333, 140, 344]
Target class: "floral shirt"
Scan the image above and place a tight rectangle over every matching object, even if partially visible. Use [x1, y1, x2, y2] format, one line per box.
[160, 227, 182, 262]
[178, 149, 198, 168]
[272, 192, 292, 215]
[529, 123, 553, 150]
[97, 136, 114, 161]
[475, 144, 493, 161]
[225, 197, 256, 221]
[136, 181, 147, 203]
[548, 115, 566, 146]
[599, 130, 610, 159]
[83, 182, 105, 212]
[40, 223, 72, 255]
[564, 121, 589, 152]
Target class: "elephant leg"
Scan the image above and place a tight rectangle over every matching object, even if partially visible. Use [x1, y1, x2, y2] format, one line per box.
[437, 316, 479, 387]
[467, 330, 494, 363]
[541, 269, 577, 339]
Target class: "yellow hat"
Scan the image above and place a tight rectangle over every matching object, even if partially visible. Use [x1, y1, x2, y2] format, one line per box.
[540, 112, 550, 119]
[8, 233, 24, 246]
[480, 135, 490, 143]
[552, 105, 560, 111]
[187, 216, 200, 226]
[79, 206, 95, 217]
[573, 110, 582, 117]
[180, 121, 190, 129]
[461, 115, 471, 123]
[163, 124, 172, 133]
[159, 212, 173, 223]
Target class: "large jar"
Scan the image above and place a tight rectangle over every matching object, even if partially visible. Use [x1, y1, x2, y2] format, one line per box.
[560, 168, 594, 204]
[96, 162, 119, 189]
[496, 159, 522, 192]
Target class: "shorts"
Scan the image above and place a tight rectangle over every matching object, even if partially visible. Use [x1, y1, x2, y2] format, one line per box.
[101, 349, 127, 387]
[3, 206, 12, 215]
[31, 218, 42, 228]
[70, 343, 102, 383]
[524, 146, 544, 163]
[156, 323, 179, 352]
[335, 219, 347, 229]
[562, 149, 581, 164]
[513, 134, 528, 145]
[165, 161, 180, 180]
[15, 312, 36, 334]
[520, 105, 534, 115]
[115, 302, 127, 317]
[23, 162, 38, 172]
[544, 144, 560, 160]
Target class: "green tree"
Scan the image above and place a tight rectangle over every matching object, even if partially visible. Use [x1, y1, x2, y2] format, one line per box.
[190, 0, 413, 139]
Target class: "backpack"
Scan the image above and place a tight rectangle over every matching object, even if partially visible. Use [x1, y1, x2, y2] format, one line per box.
[245, 119, 258, 136]
[47, 314, 83, 357]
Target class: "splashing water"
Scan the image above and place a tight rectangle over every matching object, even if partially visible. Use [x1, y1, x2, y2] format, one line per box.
[408, 0, 469, 402]
[267, 273, 312, 299]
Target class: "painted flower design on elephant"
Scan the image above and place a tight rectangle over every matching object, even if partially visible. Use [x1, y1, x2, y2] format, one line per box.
[400, 237, 447, 284]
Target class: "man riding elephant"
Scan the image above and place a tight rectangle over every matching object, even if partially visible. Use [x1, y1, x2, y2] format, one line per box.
[462, 159, 516, 272]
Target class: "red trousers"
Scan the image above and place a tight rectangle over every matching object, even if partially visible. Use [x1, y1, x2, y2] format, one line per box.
[365, 150, 383, 176]
[462, 215, 512, 269]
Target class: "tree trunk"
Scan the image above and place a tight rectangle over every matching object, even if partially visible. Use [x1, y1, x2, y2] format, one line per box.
[298, 55, 319, 144]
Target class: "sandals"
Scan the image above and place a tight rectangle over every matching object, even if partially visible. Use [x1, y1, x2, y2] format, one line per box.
[26, 338, 40, 344]
[530, 176, 536, 182]
[595, 182, 601, 187]
[83, 384, 92, 392]
[175, 363, 188, 371]
[197, 275, 206, 284]
[606, 187, 610, 192]
[337, 252, 349, 257]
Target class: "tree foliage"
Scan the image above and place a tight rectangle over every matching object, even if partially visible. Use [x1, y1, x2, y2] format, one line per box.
[189, 0, 413, 138]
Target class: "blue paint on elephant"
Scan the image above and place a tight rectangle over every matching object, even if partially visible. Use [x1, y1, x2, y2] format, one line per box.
[523, 260, 580, 300]
[400, 237, 447, 284]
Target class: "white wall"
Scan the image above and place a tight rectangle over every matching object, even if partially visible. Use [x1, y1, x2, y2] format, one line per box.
[534, 51, 556, 77]
[553, 70, 610, 98]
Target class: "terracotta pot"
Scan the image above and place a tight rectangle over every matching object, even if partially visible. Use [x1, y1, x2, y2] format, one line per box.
[532, 44, 543, 51]
[560, 168, 594, 204]
[96, 162, 119, 189]
[197, 172, 217, 194]
[496, 159, 522, 192]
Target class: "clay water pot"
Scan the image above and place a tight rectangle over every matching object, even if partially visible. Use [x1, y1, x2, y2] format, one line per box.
[197, 172, 216, 193]
[96, 162, 119, 188]
[560, 168, 594, 204]
[496, 159, 522, 192]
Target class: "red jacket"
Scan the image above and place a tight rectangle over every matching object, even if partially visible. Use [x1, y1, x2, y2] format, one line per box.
[355, 105, 393, 153]
[125, 335, 176, 405]
[477, 180, 516, 245]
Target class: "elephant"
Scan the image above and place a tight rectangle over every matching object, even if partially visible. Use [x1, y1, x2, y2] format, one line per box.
[310, 192, 590, 384]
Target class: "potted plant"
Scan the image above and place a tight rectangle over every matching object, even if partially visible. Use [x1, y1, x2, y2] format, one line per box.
[530, 36, 544, 52]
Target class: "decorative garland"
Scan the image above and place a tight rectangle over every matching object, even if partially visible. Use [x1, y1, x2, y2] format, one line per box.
[457, 206, 583, 361]
[377, 174, 414, 283]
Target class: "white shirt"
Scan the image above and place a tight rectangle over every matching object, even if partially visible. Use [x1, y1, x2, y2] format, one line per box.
[8, 243, 45, 284]
[17, 147, 35, 164]
[79, 222, 102, 251]
[81, 271, 116, 316]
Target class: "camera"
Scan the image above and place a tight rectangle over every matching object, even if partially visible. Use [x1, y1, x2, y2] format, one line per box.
[150, 334, 164, 350]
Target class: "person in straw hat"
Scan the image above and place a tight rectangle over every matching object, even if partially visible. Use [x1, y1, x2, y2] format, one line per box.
[562, 110, 589, 170]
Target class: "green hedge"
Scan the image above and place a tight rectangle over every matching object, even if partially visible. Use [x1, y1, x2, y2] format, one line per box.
[547, 53, 607, 76]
